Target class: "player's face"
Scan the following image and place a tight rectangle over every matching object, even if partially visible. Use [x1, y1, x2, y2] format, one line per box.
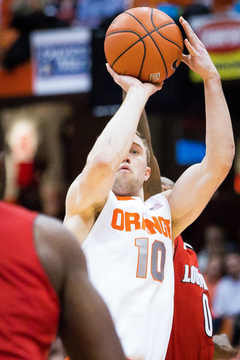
[112, 134, 151, 197]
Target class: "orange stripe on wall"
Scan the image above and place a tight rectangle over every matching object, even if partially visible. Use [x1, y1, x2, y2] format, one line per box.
[0, 61, 33, 98]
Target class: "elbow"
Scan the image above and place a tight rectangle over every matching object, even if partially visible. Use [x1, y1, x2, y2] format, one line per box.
[225, 143, 235, 170]
[221, 162, 233, 179]
[218, 144, 235, 176]
[88, 153, 118, 175]
[205, 143, 235, 179]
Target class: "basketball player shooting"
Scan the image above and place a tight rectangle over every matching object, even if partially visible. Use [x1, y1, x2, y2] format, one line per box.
[64, 17, 234, 360]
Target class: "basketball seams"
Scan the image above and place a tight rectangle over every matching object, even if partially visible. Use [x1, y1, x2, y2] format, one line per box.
[105, 30, 145, 71]
[111, 37, 146, 79]
[149, 8, 168, 79]
[121, 10, 150, 79]
[105, 30, 142, 39]
[151, 9, 183, 51]
[138, 42, 147, 79]
[106, 24, 176, 38]
[104, 7, 183, 82]
[121, 10, 177, 44]
[107, 9, 181, 79]
[106, 30, 142, 41]
[155, 26, 183, 51]
[110, 9, 170, 79]
[124, 10, 152, 34]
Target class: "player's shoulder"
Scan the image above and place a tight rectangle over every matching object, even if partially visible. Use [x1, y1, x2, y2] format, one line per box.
[35, 214, 83, 256]
[161, 189, 172, 201]
[34, 214, 87, 294]
[183, 242, 194, 250]
[0, 201, 37, 217]
[145, 191, 170, 208]
[174, 235, 197, 257]
[175, 235, 193, 249]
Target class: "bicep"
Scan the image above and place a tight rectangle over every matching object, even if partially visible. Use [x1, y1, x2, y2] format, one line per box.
[65, 160, 115, 218]
[168, 161, 222, 239]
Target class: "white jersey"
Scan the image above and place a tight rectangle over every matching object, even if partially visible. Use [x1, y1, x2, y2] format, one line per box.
[82, 190, 174, 360]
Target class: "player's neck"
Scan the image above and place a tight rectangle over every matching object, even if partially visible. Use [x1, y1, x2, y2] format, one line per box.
[112, 187, 144, 201]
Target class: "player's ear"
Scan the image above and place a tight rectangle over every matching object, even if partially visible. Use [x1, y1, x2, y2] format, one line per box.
[144, 166, 151, 182]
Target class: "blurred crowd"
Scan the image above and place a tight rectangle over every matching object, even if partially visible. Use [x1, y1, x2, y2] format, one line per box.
[1, 0, 240, 72]
[199, 224, 240, 355]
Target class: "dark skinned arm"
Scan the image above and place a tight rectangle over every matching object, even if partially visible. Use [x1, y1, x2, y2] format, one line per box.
[34, 215, 126, 360]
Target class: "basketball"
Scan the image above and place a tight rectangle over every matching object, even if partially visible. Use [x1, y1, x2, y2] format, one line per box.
[104, 7, 184, 83]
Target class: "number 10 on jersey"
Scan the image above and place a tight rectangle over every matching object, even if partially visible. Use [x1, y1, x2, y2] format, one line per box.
[135, 238, 166, 282]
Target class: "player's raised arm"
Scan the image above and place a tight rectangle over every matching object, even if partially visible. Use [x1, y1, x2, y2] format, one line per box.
[64, 67, 162, 243]
[165, 17, 235, 239]
[122, 90, 162, 200]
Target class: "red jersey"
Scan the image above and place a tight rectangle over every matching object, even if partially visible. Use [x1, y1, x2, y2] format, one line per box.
[0, 202, 60, 359]
[165, 235, 214, 360]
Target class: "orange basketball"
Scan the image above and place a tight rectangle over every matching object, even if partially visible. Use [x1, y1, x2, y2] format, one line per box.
[104, 7, 184, 83]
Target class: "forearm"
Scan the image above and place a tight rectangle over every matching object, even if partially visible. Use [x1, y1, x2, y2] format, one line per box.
[87, 86, 148, 167]
[204, 75, 235, 173]
[122, 89, 162, 198]
[180, 17, 234, 173]
[123, 89, 152, 148]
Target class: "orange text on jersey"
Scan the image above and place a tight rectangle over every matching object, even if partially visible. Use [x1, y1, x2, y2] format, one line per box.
[111, 209, 171, 239]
